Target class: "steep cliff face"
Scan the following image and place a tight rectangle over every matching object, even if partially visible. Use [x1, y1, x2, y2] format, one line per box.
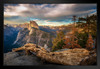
[28, 21, 39, 30]
[13, 27, 54, 48]
[13, 28, 30, 46]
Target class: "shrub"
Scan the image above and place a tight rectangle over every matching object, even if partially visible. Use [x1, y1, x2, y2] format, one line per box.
[52, 40, 65, 51]
[52, 31, 65, 51]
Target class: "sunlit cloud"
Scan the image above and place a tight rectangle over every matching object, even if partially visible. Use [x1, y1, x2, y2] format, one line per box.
[4, 4, 97, 26]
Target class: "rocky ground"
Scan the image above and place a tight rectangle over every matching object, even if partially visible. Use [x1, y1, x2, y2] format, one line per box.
[4, 43, 97, 66]
[4, 51, 42, 66]
[4, 48, 97, 66]
[4, 51, 59, 66]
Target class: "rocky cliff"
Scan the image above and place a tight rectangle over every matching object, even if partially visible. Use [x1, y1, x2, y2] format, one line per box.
[13, 27, 54, 49]
[28, 21, 39, 30]
[4, 44, 97, 66]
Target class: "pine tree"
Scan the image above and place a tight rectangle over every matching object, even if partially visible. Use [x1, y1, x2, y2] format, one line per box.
[76, 14, 97, 49]
[52, 31, 65, 51]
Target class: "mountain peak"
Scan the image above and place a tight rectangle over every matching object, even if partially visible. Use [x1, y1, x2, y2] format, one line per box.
[28, 21, 39, 30]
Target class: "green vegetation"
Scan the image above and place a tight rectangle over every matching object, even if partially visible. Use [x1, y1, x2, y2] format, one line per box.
[52, 14, 97, 51]
[76, 32, 88, 48]
[52, 40, 65, 51]
[76, 14, 97, 49]
[52, 31, 65, 51]
[76, 14, 97, 38]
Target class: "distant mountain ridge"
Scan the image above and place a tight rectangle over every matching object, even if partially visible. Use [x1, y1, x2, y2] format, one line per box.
[12, 21, 39, 30]
[4, 25, 20, 52]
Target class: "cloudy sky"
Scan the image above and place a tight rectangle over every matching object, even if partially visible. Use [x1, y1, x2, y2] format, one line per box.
[4, 4, 97, 26]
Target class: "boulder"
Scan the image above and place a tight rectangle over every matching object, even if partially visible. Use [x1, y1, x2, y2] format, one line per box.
[12, 44, 96, 65]
[80, 50, 97, 65]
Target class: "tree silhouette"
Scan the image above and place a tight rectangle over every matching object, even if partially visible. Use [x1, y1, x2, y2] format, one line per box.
[77, 14, 97, 35]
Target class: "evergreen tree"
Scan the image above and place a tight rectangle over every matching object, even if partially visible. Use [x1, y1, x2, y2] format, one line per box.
[76, 14, 97, 37]
[52, 31, 65, 51]
[76, 14, 97, 49]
